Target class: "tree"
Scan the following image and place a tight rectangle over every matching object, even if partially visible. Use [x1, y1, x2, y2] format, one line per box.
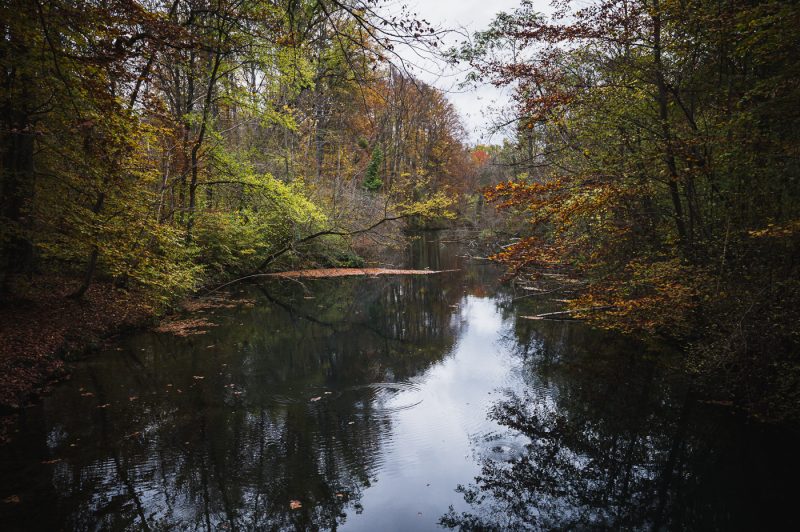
[457, 0, 800, 419]
[363, 146, 383, 190]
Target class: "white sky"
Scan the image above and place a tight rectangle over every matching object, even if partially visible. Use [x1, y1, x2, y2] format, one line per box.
[383, 0, 553, 145]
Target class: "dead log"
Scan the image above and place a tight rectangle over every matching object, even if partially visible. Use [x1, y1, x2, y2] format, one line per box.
[520, 306, 615, 321]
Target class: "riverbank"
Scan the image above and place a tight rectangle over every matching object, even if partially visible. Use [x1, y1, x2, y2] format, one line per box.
[0, 261, 451, 442]
[0, 275, 157, 442]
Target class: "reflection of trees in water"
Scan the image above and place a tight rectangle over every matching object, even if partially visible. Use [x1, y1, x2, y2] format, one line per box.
[441, 319, 800, 531]
[4, 271, 468, 530]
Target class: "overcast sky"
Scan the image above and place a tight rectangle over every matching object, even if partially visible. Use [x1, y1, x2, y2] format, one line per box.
[382, 0, 553, 145]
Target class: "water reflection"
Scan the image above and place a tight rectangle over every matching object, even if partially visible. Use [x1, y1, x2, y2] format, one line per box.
[1, 233, 798, 531]
[0, 234, 494, 530]
[441, 319, 800, 531]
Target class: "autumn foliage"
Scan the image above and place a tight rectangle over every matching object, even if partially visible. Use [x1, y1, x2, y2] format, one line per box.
[463, 0, 800, 419]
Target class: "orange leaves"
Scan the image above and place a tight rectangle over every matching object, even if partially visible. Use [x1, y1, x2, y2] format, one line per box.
[571, 258, 704, 335]
[487, 169, 704, 336]
[484, 178, 568, 211]
[471, 148, 490, 166]
[485, 174, 638, 275]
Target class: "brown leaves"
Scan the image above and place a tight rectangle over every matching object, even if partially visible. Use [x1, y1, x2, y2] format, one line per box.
[289, 500, 302, 510]
[154, 318, 214, 336]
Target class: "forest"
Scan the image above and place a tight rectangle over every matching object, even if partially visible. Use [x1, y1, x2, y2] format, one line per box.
[461, 0, 800, 421]
[0, 0, 799, 528]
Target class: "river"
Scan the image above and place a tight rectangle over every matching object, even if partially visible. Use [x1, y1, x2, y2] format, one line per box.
[1, 233, 798, 530]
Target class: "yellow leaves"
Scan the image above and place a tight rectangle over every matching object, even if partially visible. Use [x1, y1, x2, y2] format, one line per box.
[748, 219, 800, 239]
[397, 192, 457, 220]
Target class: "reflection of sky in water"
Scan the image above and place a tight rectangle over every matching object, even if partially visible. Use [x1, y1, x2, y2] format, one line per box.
[345, 295, 531, 530]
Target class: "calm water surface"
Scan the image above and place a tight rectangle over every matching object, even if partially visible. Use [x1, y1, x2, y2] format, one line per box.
[1, 234, 798, 530]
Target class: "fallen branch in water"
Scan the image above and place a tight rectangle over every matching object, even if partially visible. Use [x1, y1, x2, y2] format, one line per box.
[204, 268, 457, 294]
[265, 268, 458, 279]
[520, 306, 615, 321]
[511, 288, 566, 301]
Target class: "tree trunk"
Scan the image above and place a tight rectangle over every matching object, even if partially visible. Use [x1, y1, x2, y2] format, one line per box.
[652, 0, 689, 255]
[69, 191, 105, 299]
[0, 25, 38, 299]
[186, 50, 222, 243]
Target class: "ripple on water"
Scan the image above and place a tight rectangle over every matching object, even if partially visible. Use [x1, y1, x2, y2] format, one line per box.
[287, 381, 425, 418]
[476, 431, 529, 461]
[259, 382, 424, 417]
[344, 382, 424, 415]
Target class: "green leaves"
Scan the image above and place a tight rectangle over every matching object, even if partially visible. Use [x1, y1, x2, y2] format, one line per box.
[363, 147, 384, 191]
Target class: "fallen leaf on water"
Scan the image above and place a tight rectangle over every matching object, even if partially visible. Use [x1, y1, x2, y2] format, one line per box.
[335, 493, 344, 498]
[289, 500, 302, 510]
[80, 392, 94, 397]
[701, 399, 734, 406]
[309, 396, 322, 402]
[324, 392, 332, 395]
[3, 495, 20, 504]
[192, 376, 205, 380]
[41, 459, 62, 465]
[128, 396, 138, 401]
[96, 403, 111, 409]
